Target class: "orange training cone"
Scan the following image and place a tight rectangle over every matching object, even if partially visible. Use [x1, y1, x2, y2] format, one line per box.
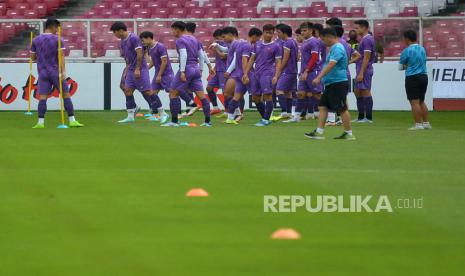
[186, 188, 209, 197]
[271, 228, 301, 240]
[136, 113, 144, 117]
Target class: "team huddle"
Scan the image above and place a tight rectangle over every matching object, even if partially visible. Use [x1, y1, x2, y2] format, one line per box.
[30, 17, 431, 137]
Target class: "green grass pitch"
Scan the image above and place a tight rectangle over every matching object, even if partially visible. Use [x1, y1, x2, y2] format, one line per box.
[1, 111, 464, 275]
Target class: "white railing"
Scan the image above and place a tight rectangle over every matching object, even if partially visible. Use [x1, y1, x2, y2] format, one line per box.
[0, 16, 464, 62]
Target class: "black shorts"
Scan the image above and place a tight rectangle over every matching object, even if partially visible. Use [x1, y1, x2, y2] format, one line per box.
[319, 81, 349, 113]
[405, 74, 428, 102]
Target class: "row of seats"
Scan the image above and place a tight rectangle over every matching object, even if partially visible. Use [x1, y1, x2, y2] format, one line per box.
[75, 0, 449, 19]
[0, 0, 65, 18]
[14, 18, 463, 59]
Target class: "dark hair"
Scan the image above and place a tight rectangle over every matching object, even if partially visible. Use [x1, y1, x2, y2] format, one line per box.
[312, 23, 323, 35]
[300, 22, 313, 30]
[354, 20, 369, 28]
[403, 30, 417, 42]
[171, 21, 186, 31]
[263, 24, 275, 32]
[295, 28, 301, 35]
[223, 26, 238, 36]
[110, 21, 127, 32]
[320, 27, 338, 37]
[326, 17, 342, 27]
[213, 28, 223, 38]
[140, 31, 154, 39]
[248, 27, 263, 37]
[333, 25, 344, 38]
[45, 18, 60, 30]
[186, 22, 197, 33]
[276, 24, 292, 37]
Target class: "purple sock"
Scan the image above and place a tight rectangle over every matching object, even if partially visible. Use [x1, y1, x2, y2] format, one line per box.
[264, 100, 273, 120]
[307, 97, 314, 114]
[292, 98, 297, 108]
[296, 98, 305, 114]
[286, 97, 293, 113]
[365, 96, 373, 120]
[277, 94, 287, 113]
[224, 96, 232, 113]
[179, 90, 195, 106]
[207, 89, 218, 107]
[228, 99, 240, 115]
[200, 98, 211, 123]
[63, 98, 74, 117]
[302, 97, 308, 114]
[125, 95, 136, 110]
[356, 97, 365, 119]
[142, 93, 152, 109]
[169, 97, 181, 123]
[256, 102, 265, 118]
[312, 97, 319, 113]
[148, 93, 162, 111]
[240, 98, 245, 112]
[38, 99, 47, 118]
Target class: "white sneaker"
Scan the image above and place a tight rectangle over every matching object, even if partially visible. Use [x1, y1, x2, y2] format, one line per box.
[118, 117, 135, 123]
[408, 125, 425, 131]
[423, 122, 432, 129]
[283, 117, 300, 123]
[305, 113, 315, 120]
[280, 112, 291, 119]
[161, 122, 179, 127]
[159, 113, 169, 124]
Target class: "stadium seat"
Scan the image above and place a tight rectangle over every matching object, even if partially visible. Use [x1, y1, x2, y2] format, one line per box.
[205, 8, 223, 18]
[241, 7, 258, 17]
[187, 8, 206, 18]
[259, 7, 275, 18]
[277, 8, 292, 18]
[295, 7, 313, 18]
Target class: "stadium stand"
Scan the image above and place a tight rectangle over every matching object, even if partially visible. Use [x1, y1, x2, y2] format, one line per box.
[0, 0, 463, 59]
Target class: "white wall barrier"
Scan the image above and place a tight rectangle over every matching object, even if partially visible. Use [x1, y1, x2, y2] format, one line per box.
[0, 63, 104, 110]
[3, 61, 463, 111]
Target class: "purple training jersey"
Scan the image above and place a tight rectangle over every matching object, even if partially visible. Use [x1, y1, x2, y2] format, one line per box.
[214, 40, 228, 72]
[356, 34, 376, 72]
[316, 38, 327, 72]
[30, 33, 65, 77]
[226, 40, 240, 68]
[121, 32, 148, 71]
[253, 40, 281, 76]
[148, 42, 173, 77]
[339, 37, 354, 79]
[176, 34, 202, 69]
[300, 37, 322, 73]
[282, 38, 298, 75]
[230, 40, 252, 78]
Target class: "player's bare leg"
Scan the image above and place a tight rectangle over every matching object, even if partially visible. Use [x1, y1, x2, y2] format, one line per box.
[420, 101, 431, 129]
